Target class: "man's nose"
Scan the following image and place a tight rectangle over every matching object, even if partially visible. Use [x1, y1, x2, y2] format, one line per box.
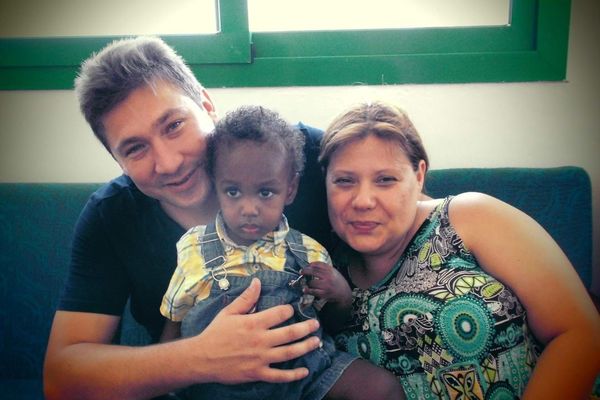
[154, 140, 183, 175]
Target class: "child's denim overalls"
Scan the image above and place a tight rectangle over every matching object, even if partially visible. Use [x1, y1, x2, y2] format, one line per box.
[179, 224, 356, 400]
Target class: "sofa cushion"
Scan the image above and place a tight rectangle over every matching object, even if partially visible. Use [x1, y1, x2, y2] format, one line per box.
[0, 183, 100, 383]
[0, 379, 43, 399]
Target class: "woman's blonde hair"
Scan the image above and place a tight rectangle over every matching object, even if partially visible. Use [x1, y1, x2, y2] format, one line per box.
[319, 101, 429, 173]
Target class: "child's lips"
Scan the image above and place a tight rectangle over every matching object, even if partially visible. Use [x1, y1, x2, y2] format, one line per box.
[241, 224, 260, 234]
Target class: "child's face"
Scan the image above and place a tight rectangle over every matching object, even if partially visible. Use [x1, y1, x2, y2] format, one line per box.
[213, 140, 298, 246]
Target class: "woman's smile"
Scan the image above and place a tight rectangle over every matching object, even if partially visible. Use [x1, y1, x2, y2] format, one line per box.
[348, 220, 379, 234]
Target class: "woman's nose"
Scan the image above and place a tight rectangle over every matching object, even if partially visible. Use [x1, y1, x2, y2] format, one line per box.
[351, 183, 376, 210]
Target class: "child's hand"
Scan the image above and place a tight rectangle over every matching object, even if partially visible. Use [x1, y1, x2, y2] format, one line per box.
[301, 262, 352, 307]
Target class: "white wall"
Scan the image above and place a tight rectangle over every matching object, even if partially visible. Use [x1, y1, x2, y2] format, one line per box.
[1, 0, 598, 295]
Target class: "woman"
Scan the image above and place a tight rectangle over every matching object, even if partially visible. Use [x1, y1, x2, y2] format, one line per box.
[318, 102, 600, 399]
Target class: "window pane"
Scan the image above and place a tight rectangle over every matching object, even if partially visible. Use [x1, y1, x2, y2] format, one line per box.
[249, 0, 510, 32]
[0, 0, 217, 38]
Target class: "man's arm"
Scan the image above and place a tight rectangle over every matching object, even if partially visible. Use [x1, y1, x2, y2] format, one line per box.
[44, 279, 321, 400]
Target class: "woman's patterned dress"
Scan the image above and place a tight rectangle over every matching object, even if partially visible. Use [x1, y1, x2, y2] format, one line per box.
[334, 197, 543, 400]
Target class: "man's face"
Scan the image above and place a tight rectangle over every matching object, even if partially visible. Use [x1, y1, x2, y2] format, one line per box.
[103, 80, 218, 223]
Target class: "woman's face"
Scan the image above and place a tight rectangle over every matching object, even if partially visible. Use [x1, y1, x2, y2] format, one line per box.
[325, 135, 425, 258]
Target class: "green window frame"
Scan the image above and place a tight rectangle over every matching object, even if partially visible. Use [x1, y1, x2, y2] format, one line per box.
[0, 0, 571, 90]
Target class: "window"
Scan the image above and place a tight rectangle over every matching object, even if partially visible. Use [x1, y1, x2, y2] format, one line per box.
[0, 0, 218, 37]
[0, 0, 571, 89]
[248, 0, 511, 31]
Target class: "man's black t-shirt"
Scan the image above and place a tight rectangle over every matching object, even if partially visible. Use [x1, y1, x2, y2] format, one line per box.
[59, 123, 331, 341]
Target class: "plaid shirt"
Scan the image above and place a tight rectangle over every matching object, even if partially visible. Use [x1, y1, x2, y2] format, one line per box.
[160, 213, 331, 321]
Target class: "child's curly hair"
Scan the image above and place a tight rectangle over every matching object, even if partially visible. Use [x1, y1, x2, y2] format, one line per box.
[207, 105, 306, 179]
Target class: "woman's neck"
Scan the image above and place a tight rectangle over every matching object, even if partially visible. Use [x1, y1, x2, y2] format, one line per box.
[350, 235, 411, 289]
[350, 257, 394, 289]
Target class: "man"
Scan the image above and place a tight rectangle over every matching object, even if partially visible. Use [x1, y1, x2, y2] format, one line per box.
[44, 36, 331, 400]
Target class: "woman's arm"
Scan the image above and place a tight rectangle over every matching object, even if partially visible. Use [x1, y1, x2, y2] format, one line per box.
[450, 192, 600, 399]
[44, 279, 321, 400]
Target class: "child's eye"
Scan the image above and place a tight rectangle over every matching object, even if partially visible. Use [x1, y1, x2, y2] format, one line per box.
[225, 188, 241, 198]
[259, 189, 274, 199]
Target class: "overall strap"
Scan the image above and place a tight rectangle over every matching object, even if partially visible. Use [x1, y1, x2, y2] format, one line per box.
[198, 223, 226, 270]
[284, 228, 310, 273]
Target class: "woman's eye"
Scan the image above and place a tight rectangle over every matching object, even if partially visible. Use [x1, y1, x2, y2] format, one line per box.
[377, 176, 398, 184]
[333, 177, 353, 186]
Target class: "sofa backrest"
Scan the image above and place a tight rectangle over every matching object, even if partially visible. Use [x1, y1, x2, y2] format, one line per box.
[0, 166, 593, 383]
[425, 166, 592, 288]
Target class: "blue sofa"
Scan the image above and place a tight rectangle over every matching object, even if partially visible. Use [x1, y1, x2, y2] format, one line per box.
[0, 166, 594, 399]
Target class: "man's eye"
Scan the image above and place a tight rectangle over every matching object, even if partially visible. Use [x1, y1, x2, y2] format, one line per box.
[167, 120, 183, 133]
[124, 144, 146, 158]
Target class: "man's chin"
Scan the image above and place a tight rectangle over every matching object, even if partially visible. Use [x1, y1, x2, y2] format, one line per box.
[157, 192, 201, 213]
[168, 194, 207, 210]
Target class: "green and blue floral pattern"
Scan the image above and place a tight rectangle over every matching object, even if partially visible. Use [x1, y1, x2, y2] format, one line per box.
[335, 197, 542, 400]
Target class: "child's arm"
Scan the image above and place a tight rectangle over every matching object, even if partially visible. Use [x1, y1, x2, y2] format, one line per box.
[160, 320, 182, 343]
[301, 262, 353, 334]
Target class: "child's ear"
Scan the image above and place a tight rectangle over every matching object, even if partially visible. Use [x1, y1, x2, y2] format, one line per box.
[285, 173, 300, 205]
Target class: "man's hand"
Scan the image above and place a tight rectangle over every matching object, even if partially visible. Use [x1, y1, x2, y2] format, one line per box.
[44, 278, 321, 400]
[191, 278, 322, 384]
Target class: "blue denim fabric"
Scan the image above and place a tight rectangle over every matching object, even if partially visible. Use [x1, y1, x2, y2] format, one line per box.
[180, 270, 356, 400]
